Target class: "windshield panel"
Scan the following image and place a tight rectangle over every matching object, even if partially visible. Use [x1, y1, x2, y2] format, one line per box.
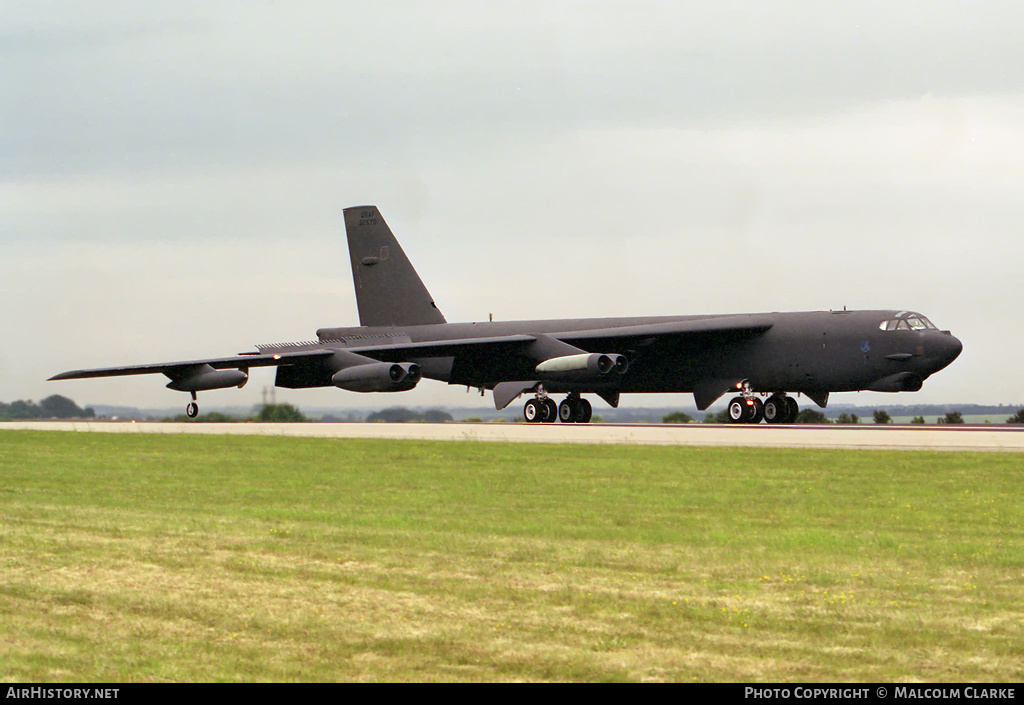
[880, 311, 940, 332]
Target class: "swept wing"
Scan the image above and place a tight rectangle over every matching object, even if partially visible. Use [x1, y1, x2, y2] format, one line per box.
[48, 350, 335, 381]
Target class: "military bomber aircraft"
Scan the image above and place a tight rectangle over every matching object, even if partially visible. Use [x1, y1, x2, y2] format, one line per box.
[51, 206, 963, 423]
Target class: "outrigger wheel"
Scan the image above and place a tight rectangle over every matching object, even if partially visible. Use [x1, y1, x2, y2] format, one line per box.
[186, 392, 199, 419]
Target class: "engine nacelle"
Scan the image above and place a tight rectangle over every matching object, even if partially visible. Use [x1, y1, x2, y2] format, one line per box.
[535, 353, 628, 381]
[166, 364, 248, 392]
[331, 362, 421, 393]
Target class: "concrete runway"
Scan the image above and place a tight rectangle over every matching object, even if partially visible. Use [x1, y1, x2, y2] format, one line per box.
[4, 421, 1024, 452]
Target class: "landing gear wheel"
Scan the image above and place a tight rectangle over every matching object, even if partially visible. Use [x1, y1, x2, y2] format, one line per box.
[727, 397, 747, 424]
[559, 397, 579, 423]
[764, 395, 786, 424]
[578, 398, 592, 423]
[747, 397, 764, 424]
[524, 399, 542, 423]
[186, 402, 199, 419]
[541, 398, 558, 423]
[785, 397, 799, 423]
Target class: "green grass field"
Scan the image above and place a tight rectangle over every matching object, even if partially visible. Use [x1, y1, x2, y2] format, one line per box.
[1, 430, 1021, 682]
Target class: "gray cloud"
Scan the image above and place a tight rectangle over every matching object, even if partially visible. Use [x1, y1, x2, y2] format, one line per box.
[6, 2, 1024, 176]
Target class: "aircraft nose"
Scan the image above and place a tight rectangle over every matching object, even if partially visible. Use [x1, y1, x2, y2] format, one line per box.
[932, 332, 963, 369]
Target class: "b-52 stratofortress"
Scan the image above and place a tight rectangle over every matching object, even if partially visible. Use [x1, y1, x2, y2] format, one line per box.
[52, 206, 962, 423]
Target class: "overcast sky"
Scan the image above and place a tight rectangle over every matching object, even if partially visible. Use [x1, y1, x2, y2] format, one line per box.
[3, 1, 1022, 413]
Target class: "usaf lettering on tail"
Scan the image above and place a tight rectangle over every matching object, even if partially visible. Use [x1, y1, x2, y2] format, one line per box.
[51, 206, 963, 423]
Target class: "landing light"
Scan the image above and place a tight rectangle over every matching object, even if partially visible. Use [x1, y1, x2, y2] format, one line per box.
[273, 354, 281, 360]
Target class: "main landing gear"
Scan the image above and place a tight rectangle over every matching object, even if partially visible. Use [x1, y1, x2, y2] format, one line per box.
[523, 396, 556, 423]
[524, 391, 593, 423]
[559, 394, 593, 423]
[727, 388, 799, 425]
[762, 394, 799, 424]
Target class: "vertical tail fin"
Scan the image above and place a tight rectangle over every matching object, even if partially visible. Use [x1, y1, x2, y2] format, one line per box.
[343, 206, 446, 327]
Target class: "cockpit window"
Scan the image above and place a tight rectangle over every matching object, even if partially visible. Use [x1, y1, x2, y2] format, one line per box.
[879, 311, 937, 332]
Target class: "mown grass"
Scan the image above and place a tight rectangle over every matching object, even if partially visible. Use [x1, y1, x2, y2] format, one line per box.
[1, 430, 1021, 682]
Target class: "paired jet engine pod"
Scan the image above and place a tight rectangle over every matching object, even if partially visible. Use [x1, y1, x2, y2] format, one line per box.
[165, 364, 248, 392]
[535, 353, 628, 381]
[331, 362, 421, 392]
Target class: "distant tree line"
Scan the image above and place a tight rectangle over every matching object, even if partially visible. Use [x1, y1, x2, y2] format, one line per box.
[166, 403, 308, 423]
[365, 407, 454, 423]
[166, 405, 456, 423]
[663, 412, 693, 423]
[0, 395, 95, 420]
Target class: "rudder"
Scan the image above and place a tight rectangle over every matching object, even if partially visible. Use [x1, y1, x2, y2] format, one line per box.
[343, 206, 446, 327]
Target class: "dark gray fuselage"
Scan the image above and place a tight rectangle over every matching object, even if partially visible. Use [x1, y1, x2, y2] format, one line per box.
[312, 309, 961, 400]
